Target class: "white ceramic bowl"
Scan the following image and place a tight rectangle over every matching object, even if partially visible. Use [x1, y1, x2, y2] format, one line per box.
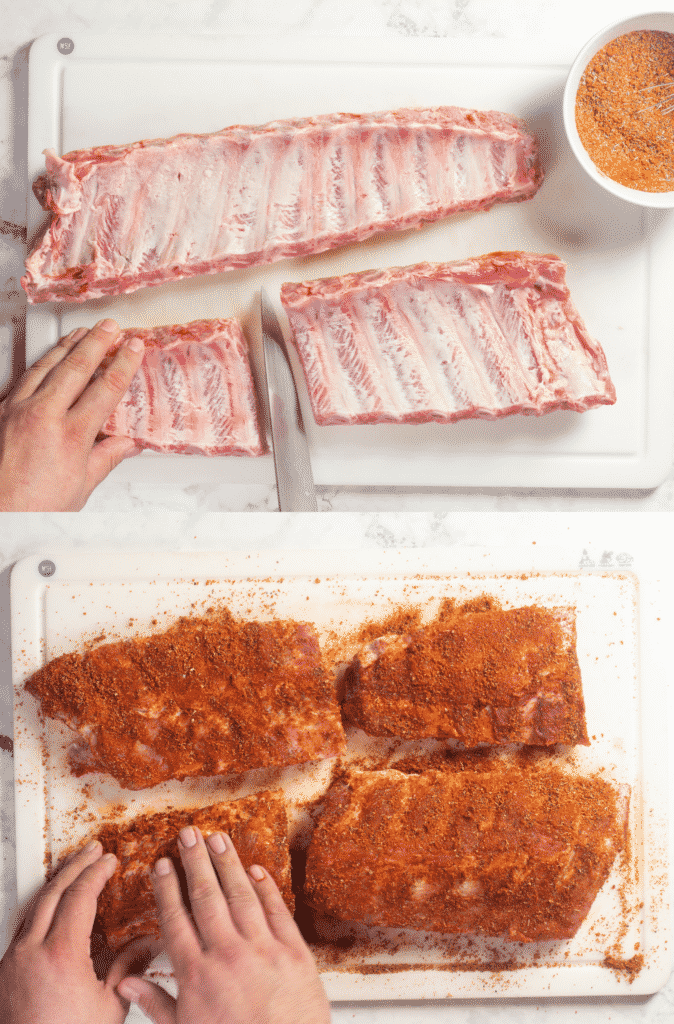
[563, 11, 674, 208]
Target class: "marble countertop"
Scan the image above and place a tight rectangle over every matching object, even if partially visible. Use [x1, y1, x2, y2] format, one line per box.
[1, 1, 674, 1021]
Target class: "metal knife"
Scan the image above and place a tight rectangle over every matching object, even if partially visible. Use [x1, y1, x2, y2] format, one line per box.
[260, 288, 318, 512]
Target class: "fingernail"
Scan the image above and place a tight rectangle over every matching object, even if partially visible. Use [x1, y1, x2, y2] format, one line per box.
[155, 857, 171, 876]
[118, 978, 143, 1002]
[179, 826, 197, 848]
[124, 335, 144, 352]
[95, 318, 118, 333]
[85, 839, 101, 854]
[59, 327, 87, 345]
[121, 441, 141, 460]
[101, 853, 117, 874]
[249, 865, 266, 882]
[207, 832, 227, 854]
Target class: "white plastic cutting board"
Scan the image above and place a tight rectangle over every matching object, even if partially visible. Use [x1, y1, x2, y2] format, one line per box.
[24, 32, 674, 490]
[10, 543, 672, 1000]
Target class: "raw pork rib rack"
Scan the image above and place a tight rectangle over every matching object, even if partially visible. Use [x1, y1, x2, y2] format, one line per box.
[24, 608, 347, 790]
[101, 318, 266, 456]
[22, 106, 542, 303]
[280, 251, 616, 425]
[90, 793, 292, 950]
[305, 766, 626, 942]
[342, 599, 590, 746]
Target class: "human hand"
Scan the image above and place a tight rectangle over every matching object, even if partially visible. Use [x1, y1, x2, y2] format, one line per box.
[0, 840, 155, 1024]
[0, 319, 144, 511]
[117, 827, 331, 1024]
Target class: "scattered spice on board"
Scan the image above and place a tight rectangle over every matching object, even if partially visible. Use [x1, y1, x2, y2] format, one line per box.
[602, 952, 645, 984]
[575, 29, 674, 192]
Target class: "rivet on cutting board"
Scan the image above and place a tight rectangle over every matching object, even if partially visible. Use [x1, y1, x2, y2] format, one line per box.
[38, 560, 56, 577]
[57, 38, 74, 56]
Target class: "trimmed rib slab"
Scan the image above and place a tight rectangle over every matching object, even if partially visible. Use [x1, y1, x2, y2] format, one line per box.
[280, 252, 616, 425]
[342, 600, 590, 747]
[92, 793, 292, 950]
[305, 767, 626, 942]
[22, 107, 542, 303]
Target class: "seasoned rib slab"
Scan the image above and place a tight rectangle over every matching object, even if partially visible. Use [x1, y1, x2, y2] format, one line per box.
[22, 107, 542, 303]
[305, 767, 625, 942]
[102, 318, 266, 456]
[25, 609, 346, 790]
[280, 252, 616, 425]
[342, 600, 589, 746]
[88, 793, 292, 949]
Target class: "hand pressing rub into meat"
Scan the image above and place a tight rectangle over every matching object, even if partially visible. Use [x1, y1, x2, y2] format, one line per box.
[0, 827, 331, 1024]
[0, 319, 144, 511]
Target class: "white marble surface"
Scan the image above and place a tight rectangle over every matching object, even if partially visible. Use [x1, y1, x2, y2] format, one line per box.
[1, 0, 674, 1021]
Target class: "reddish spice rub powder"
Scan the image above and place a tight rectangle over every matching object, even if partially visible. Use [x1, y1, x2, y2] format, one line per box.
[305, 765, 627, 943]
[24, 608, 346, 790]
[82, 792, 293, 950]
[342, 598, 589, 746]
[575, 30, 674, 192]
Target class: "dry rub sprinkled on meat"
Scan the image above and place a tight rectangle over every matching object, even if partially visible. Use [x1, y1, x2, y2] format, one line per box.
[25, 608, 346, 789]
[342, 598, 590, 746]
[305, 765, 627, 942]
[84, 793, 292, 949]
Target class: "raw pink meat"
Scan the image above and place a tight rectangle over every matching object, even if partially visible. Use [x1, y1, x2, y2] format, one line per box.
[22, 107, 543, 304]
[279, 251, 616, 425]
[101, 319, 267, 456]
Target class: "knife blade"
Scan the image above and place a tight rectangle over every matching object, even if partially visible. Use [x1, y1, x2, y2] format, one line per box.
[260, 288, 318, 512]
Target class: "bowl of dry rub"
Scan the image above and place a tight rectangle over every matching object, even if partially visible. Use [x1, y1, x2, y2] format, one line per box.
[563, 12, 674, 206]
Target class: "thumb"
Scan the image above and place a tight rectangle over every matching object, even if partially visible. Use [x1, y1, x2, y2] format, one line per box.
[84, 435, 141, 493]
[117, 976, 178, 1024]
[105, 934, 160, 989]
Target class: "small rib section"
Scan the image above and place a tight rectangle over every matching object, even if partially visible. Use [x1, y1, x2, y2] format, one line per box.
[101, 318, 267, 456]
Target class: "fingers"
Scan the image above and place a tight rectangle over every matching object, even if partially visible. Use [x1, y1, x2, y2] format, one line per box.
[37, 319, 122, 411]
[71, 332, 144, 429]
[247, 863, 308, 952]
[20, 840, 106, 943]
[8, 328, 89, 404]
[174, 827, 233, 949]
[117, 976, 178, 1024]
[150, 853, 203, 975]
[83, 435, 142, 497]
[105, 934, 161, 991]
[205, 832, 270, 941]
[46, 850, 118, 953]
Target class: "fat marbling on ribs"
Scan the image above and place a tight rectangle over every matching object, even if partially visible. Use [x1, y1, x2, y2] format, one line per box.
[87, 792, 292, 949]
[342, 599, 590, 747]
[25, 608, 346, 789]
[305, 766, 626, 942]
[101, 318, 266, 456]
[280, 252, 616, 425]
[22, 106, 542, 303]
